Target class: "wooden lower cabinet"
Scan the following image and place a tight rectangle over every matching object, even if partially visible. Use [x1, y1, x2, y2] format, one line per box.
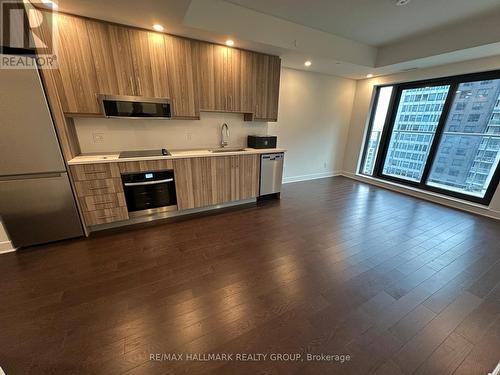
[174, 154, 260, 210]
[70, 163, 120, 181]
[118, 159, 174, 173]
[70, 155, 261, 226]
[70, 163, 129, 226]
[82, 207, 129, 226]
[78, 193, 126, 212]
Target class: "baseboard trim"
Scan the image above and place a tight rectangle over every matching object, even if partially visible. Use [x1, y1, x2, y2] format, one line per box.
[341, 171, 500, 221]
[0, 240, 16, 254]
[283, 171, 342, 184]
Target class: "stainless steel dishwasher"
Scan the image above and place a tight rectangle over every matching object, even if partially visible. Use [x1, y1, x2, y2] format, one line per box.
[260, 153, 284, 197]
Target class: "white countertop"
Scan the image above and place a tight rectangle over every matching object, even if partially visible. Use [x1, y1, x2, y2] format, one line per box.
[68, 148, 286, 165]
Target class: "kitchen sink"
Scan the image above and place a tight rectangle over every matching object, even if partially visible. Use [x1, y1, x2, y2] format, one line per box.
[210, 148, 247, 153]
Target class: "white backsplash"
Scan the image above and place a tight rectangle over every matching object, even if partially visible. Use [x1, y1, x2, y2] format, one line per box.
[74, 112, 269, 153]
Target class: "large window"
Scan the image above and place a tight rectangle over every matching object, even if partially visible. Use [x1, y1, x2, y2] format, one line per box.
[381, 85, 450, 182]
[360, 71, 500, 205]
[360, 86, 393, 175]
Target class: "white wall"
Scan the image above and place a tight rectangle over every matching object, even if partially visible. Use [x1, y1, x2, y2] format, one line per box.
[75, 112, 268, 152]
[343, 55, 500, 219]
[0, 221, 14, 253]
[269, 68, 356, 182]
[75, 67, 357, 182]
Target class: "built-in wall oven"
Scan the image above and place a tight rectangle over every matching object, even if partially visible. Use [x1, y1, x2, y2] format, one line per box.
[122, 170, 177, 217]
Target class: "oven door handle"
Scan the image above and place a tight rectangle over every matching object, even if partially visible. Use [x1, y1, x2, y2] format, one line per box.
[124, 178, 174, 187]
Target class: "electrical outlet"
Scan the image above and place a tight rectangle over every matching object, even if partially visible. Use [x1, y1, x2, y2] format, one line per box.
[186, 132, 192, 141]
[92, 133, 104, 143]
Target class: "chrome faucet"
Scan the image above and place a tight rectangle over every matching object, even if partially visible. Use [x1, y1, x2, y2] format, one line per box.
[220, 123, 230, 147]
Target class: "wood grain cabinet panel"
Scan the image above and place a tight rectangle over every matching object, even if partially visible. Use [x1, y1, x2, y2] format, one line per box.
[83, 206, 128, 226]
[195, 44, 254, 114]
[70, 163, 120, 181]
[70, 162, 129, 226]
[118, 159, 174, 173]
[251, 54, 281, 121]
[128, 29, 170, 98]
[78, 193, 126, 212]
[266, 55, 281, 121]
[233, 154, 260, 200]
[73, 178, 123, 197]
[174, 155, 260, 210]
[165, 36, 199, 118]
[237, 49, 255, 114]
[86, 20, 135, 97]
[195, 42, 225, 112]
[173, 158, 195, 210]
[52, 14, 100, 114]
[47, 12, 280, 120]
[106, 24, 136, 96]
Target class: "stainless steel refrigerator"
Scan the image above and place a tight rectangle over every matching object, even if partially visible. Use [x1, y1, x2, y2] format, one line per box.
[0, 55, 83, 248]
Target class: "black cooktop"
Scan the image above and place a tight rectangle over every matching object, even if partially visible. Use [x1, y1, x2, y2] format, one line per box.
[119, 149, 170, 158]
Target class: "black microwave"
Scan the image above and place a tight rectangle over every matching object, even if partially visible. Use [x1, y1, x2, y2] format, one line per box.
[99, 95, 171, 119]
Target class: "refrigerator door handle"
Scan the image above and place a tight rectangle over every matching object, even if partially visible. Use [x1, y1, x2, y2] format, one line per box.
[0, 172, 63, 181]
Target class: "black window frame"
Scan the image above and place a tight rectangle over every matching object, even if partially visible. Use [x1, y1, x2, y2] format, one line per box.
[360, 69, 500, 206]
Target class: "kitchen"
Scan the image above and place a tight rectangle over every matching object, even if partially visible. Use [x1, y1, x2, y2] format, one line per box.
[1, 1, 500, 375]
[0, 8, 286, 244]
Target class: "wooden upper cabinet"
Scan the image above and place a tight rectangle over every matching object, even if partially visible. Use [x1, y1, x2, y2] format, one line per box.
[165, 36, 199, 118]
[49, 13, 279, 120]
[252, 54, 281, 121]
[85, 20, 134, 97]
[87, 22, 170, 99]
[195, 43, 254, 114]
[193, 42, 211, 109]
[237, 49, 255, 114]
[105, 24, 136, 96]
[266, 55, 281, 121]
[195, 42, 224, 112]
[52, 14, 100, 114]
[128, 29, 170, 98]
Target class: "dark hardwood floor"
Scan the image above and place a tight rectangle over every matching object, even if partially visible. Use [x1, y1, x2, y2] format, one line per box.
[0, 176, 499, 375]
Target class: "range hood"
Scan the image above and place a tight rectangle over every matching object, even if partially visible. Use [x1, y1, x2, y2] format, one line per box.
[99, 95, 171, 119]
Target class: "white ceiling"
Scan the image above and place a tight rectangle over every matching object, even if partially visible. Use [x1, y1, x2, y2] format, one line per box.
[53, 0, 500, 79]
[225, 0, 500, 46]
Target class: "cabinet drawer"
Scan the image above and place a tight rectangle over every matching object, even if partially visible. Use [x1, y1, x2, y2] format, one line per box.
[74, 178, 123, 197]
[78, 193, 126, 212]
[70, 163, 120, 181]
[83, 206, 129, 226]
[118, 159, 174, 173]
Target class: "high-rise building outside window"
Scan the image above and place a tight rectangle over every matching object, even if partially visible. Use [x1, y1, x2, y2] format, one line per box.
[428, 79, 500, 197]
[382, 85, 449, 182]
[359, 71, 500, 205]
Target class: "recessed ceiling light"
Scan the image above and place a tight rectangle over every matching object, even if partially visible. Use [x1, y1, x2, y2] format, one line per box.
[41, 0, 58, 9]
[366, 74, 374, 78]
[225, 39, 234, 47]
[396, 0, 411, 6]
[152, 24, 164, 32]
[304, 61, 312, 67]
